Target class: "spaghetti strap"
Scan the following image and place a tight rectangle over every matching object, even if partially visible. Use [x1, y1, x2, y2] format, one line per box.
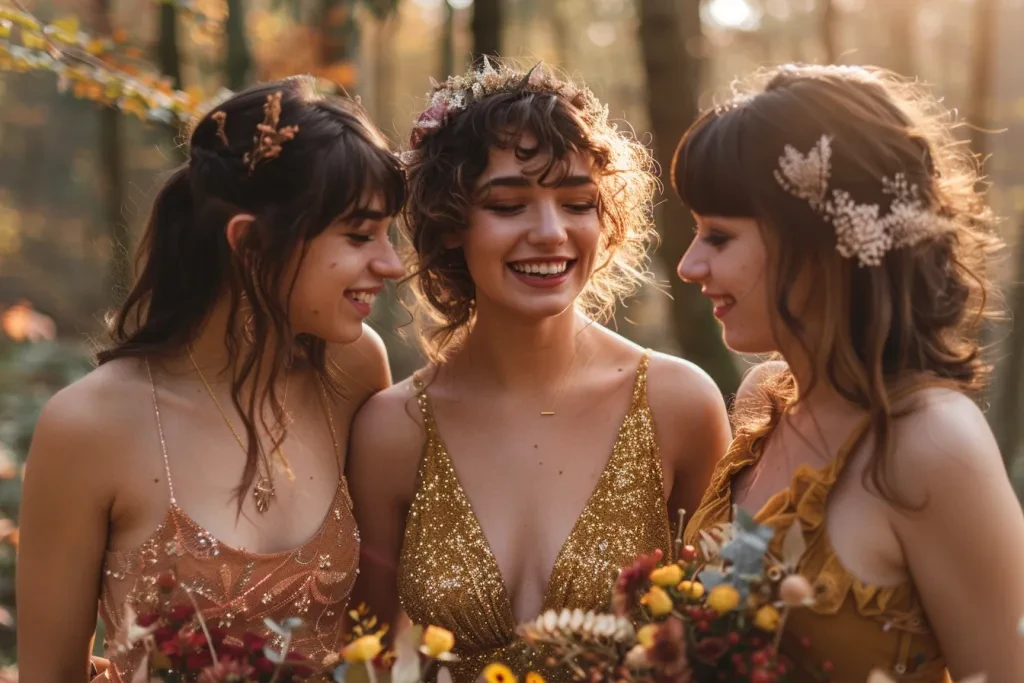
[411, 373, 438, 437]
[144, 359, 176, 504]
[630, 349, 653, 409]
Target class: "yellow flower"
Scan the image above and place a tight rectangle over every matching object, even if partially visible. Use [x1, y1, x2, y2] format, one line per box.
[420, 625, 456, 658]
[640, 586, 674, 617]
[341, 634, 383, 664]
[649, 564, 684, 588]
[753, 605, 782, 632]
[706, 585, 741, 615]
[483, 663, 517, 683]
[676, 580, 705, 600]
[525, 673, 546, 683]
[636, 623, 659, 649]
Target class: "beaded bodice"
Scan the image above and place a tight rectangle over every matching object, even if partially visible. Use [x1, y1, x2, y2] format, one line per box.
[397, 350, 672, 683]
[95, 366, 359, 682]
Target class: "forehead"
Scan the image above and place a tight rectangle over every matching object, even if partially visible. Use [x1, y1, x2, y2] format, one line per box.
[477, 131, 595, 186]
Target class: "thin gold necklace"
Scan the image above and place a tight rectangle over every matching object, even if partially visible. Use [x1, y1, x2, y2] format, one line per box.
[187, 348, 294, 513]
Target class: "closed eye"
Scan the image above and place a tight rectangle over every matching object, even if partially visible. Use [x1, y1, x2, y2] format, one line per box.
[565, 202, 598, 213]
[485, 204, 525, 215]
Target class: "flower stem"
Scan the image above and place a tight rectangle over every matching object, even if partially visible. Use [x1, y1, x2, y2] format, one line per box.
[268, 630, 293, 683]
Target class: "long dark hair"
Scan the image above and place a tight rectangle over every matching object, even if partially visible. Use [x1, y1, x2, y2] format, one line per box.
[672, 64, 1001, 508]
[98, 75, 405, 508]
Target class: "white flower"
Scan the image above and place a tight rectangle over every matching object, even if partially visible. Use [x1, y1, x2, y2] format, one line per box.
[557, 608, 572, 631]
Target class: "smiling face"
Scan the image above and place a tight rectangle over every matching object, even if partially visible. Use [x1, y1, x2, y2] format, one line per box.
[677, 214, 776, 354]
[452, 135, 602, 322]
[286, 194, 404, 343]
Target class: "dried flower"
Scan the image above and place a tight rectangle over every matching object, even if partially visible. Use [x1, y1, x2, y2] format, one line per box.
[753, 605, 782, 632]
[706, 585, 741, 615]
[649, 564, 684, 588]
[640, 586, 673, 618]
[647, 617, 690, 679]
[244, 92, 299, 173]
[341, 634, 383, 664]
[420, 625, 456, 659]
[676, 580, 704, 600]
[779, 574, 815, 607]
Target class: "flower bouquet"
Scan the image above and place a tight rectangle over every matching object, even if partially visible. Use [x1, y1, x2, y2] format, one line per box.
[519, 509, 821, 683]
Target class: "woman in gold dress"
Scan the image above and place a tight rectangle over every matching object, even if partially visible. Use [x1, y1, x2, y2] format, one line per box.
[347, 60, 731, 682]
[17, 77, 405, 681]
[676, 64, 1024, 682]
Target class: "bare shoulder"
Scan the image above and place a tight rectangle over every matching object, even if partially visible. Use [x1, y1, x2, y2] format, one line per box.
[645, 351, 728, 423]
[328, 323, 392, 406]
[734, 360, 788, 411]
[889, 386, 1003, 501]
[346, 374, 426, 503]
[27, 358, 153, 501]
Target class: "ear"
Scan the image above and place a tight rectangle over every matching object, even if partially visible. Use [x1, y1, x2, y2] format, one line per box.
[441, 230, 463, 250]
[225, 214, 256, 254]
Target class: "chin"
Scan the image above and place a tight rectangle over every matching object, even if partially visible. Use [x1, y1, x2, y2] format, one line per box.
[721, 328, 775, 355]
[311, 319, 365, 346]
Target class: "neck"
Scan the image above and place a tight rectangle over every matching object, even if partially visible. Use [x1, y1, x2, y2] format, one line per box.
[454, 303, 589, 391]
[778, 344, 850, 413]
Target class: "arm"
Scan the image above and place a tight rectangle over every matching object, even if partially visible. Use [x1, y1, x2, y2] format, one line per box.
[647, 353, 733, 533]
[345, 380, 422, 633]
[16, 387, 117, 682]
[890, 391, 1024, 683]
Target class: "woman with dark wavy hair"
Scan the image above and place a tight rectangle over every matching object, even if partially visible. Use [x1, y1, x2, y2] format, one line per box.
[17, 76, 405, 681]
[678, 64, 1024, 682]
[348, 60, 731, 682]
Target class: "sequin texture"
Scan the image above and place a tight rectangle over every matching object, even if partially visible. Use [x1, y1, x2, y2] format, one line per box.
[398, 351, 671, 682]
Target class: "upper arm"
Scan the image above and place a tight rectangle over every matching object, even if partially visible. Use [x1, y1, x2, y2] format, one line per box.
[345, 380, 423, 629]
[329, 323, 393, 408]
[646, 353, 732, 535]
[733, 360, 787, 414]
[891, 392, 1024, 682]
[17, 385, 118, 680]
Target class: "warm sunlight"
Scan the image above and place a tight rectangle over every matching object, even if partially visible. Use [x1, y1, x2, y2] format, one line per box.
[705, 0, 763, 30]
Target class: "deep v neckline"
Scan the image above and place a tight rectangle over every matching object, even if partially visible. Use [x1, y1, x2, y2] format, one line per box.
[415, 352, 649, 626]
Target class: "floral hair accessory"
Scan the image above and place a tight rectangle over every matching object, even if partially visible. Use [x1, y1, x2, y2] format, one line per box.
[243, 91, 299, 173]
[408, 57, 609, 150]
[773, 134, 956, 267]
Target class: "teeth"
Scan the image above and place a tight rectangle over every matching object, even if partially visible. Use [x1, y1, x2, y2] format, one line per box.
[510, 261, 569, 275]
[348, 291, 377, 305]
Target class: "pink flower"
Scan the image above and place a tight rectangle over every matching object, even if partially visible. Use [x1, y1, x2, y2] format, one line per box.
[409, 103, 449, 149]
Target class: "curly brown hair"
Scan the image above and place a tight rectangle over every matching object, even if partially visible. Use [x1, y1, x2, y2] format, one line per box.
[672, 64, 1002, 508]
[401, 61, 658, 360]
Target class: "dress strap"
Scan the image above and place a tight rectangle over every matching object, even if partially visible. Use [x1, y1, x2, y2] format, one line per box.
[411, 373, 438, 438]
[145, 359, 177, 504]
[630, 349, 653, 408]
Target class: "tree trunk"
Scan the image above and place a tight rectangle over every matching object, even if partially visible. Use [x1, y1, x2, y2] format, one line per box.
[887, 0, 917, 76]
[372, 15, 396, 133]
[471, 0, 501, 65]
[967, 0, 995, 162]
[820, 0, 838, 62]
[549, 0, 571, 69]
[440, 0, 454, 77]
[225, 0, 252, 91]
[996, 219, 1024, 467]
[93, 0, 129, 300]
[156, 1, 186, 162]
[636, 0, 739, 397]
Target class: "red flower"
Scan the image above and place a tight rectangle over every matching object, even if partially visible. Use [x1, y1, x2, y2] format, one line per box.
[409, 103, 449, 149]
[135, 612, 160, 628]
[692, 636, 729, 664]
[612, 548, 664, 616]
[156, 570, 178, 591]
[648, 617, 691, 681]
[242, 632, 267, 653]
[153, 626, 177, 646]
[168, 604, 196, 624]
[186, 650, 214, 671]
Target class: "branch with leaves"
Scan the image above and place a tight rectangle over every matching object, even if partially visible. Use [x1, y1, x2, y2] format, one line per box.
[0, 3, 230, 125]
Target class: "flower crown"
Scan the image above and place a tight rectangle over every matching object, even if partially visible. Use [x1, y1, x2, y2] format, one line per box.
[408, 57, 609, 150]
[773, 135, 956, 267]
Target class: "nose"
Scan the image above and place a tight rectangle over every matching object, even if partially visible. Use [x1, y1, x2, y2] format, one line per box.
[526, 200, 569, 247]
[677, 240, 710, 284]
[372, 238, 405, 280]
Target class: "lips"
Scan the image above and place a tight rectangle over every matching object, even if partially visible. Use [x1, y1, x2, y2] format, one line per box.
[507, 259, 574, 277]
[344, 287, 382, 316]
[707, 294, 736, 320]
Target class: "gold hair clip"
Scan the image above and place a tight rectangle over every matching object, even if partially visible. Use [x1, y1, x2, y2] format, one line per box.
[244, 92, 299, 173]
[211, 110, 230, 147]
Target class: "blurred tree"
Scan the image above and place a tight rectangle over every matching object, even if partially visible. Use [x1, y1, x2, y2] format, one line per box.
[996, 217, 1024, 466]
[225, 0, 253, 90]
[636, 0, 740, 396]
[820, 0, 838, 63]
[968, 0, 995, 163]
[156, 0, 186, 164]
[92, 0, 130, 300]
[471, 0, 501, 65]
[887, 0, 918, 76]
[440, 0, 454, 77]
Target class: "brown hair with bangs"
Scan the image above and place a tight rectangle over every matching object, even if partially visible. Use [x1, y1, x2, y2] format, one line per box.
[401, 61, 657, 360]
[97, 75, 406, 511]
[671, 64, 1001, 509]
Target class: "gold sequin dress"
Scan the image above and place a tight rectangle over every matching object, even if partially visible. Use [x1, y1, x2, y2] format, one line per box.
[398, 350, 672, 683]
[684, 385, 949, 683]
[94, 366, 360, 682]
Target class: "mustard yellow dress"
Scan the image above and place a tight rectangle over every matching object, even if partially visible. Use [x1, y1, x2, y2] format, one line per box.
[398, 351, 672, 683]
[685, 400, 949, 683]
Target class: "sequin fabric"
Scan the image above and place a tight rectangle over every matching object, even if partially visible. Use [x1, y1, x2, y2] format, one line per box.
[398, 350, 671, 683]
[94, 367, 360, 683]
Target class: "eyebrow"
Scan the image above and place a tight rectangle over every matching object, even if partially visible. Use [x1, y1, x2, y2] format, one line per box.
[478, 174, 597, 191]
[345, 209, 389, 224]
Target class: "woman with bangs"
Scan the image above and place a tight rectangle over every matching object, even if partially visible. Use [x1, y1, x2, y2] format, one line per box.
[17, 76, 406, 681]
[347, 60, 731, 682]
[676, 65, 1024, 682]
